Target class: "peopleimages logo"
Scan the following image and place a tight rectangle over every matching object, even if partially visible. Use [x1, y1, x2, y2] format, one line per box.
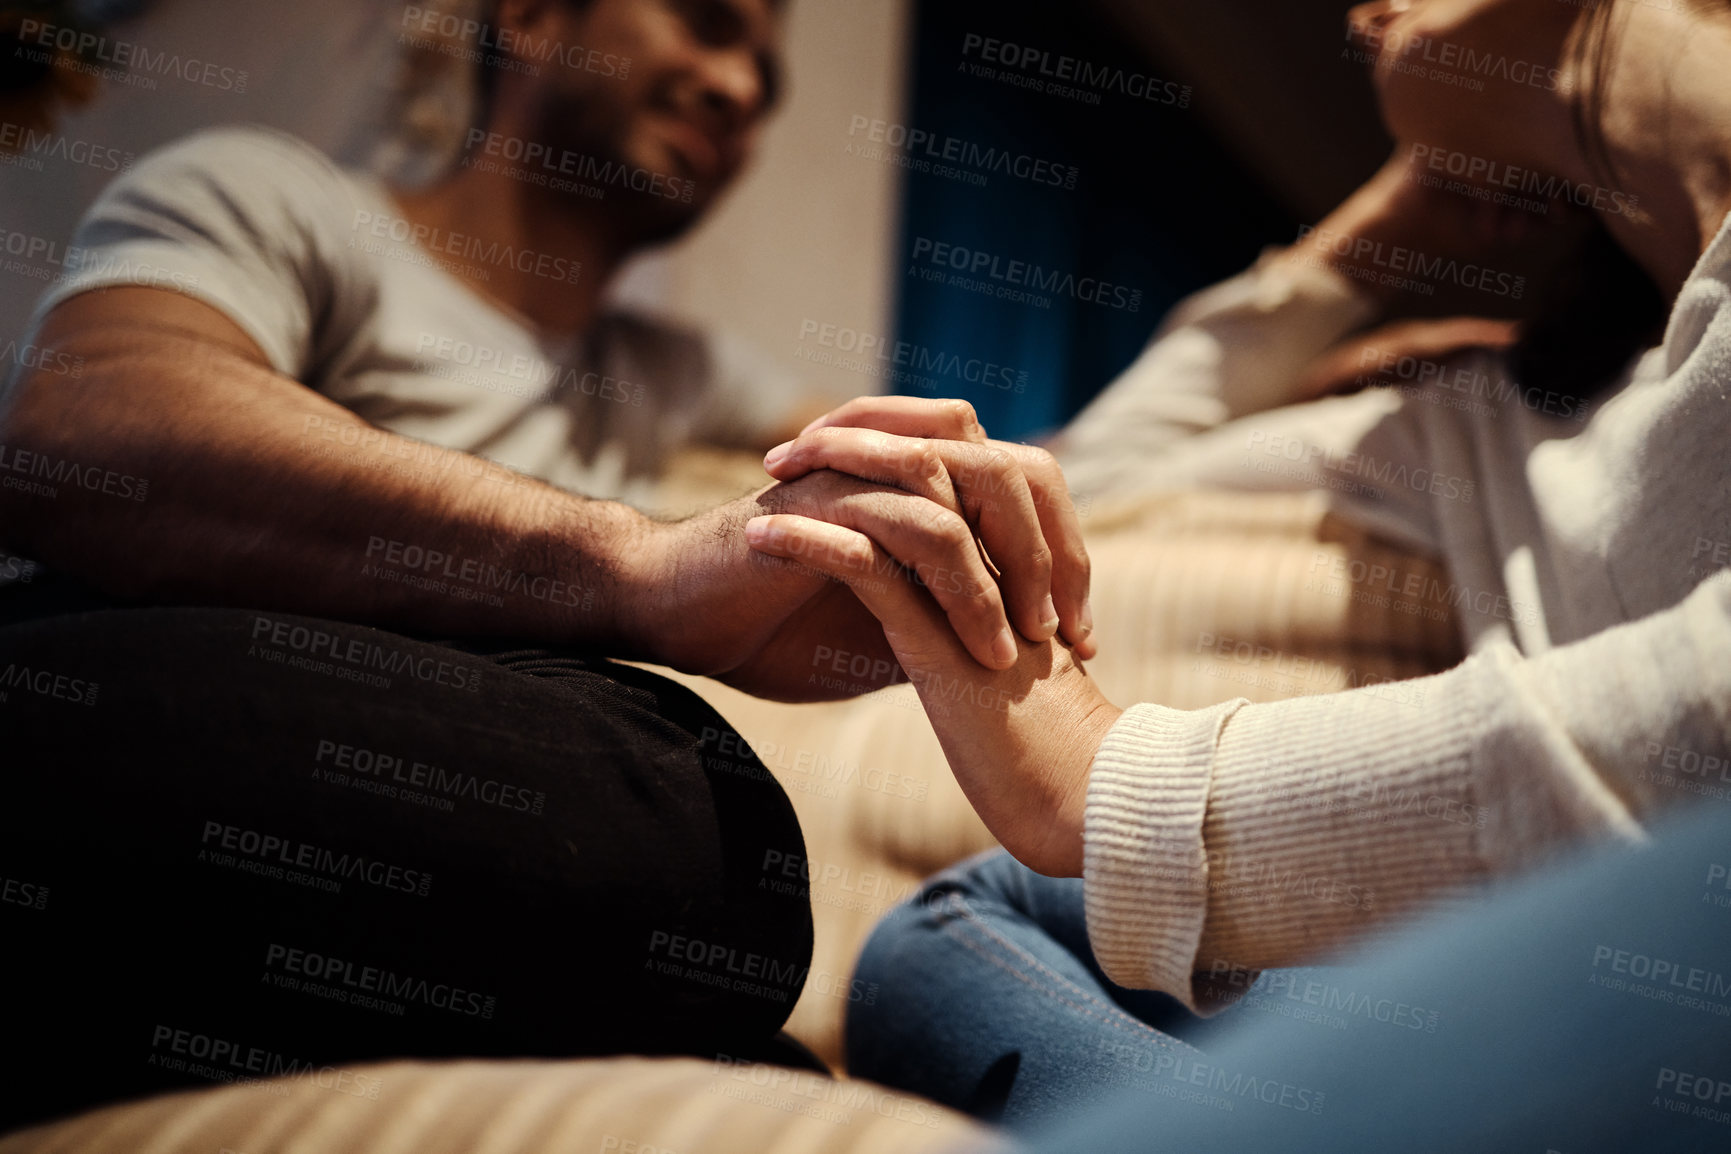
[1245, 430, 1477, 504]
[0, 443, 149, 502]
[845, 115, 1079, 190]
[399, 4, 630, 78]
[1408, 143, 1639, 218]
[795, 319, 1028, 394]
[462, 129, 694, 202]
[647, 931, 808, 1006]
[0, 551, 39, 584]
[1097, 1042, 1327, 1116]
[1345, 23, 1565, 94]
[1353, 344, 1590, 423]
[1295, 224, 1525, 300]
[148, 1024, 383, 1099]
[0, 338, 83, 380]
[909, 236, 1143, 312]
[1, 875, 49, 911]
[247, 614, 484, 692]
[363, 535, 594, 610]
[414, 332, 646, 405]
[0, 661, 98, 706]
[0, 123, 133, 173]
[313, 738, 547, 816]
[1307, 551, 1537, 629]
[0, 227, 199, 293]
[960, 33, 1192, 107]
[264, 943, 498, 1019]
[351, 208, 582, 284]
[1213, 964, 1441, 1034]
[200, 820, 433, 897]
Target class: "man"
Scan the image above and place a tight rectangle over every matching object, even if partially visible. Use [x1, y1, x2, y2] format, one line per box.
[379, 0, 824, 503]
[0, 0, 1093, 1131]
[0, 0, 1093, 689]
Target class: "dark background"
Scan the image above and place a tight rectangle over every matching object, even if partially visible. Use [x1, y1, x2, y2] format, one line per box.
[893, 0, 1391, 439]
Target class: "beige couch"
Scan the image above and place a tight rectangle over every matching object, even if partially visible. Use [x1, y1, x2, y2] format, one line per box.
[0, 1058, 992, 1154]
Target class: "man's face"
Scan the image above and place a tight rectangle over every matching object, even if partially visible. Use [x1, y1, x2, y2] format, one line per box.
[505, 0, 784, 241]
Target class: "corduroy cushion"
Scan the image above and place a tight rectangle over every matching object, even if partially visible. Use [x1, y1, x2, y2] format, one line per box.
[0, 1058, 992, 1154]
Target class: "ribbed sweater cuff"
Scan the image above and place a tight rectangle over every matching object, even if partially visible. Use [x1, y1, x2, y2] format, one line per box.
[1085, 666, 1488, 1014]
[1083, 699, 1248, 1009]
[1194, 680, 1481, 974]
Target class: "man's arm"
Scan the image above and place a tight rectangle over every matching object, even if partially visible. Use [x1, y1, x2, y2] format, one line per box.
[1, 287, 675, 648]
[0, 288, 1080, 693]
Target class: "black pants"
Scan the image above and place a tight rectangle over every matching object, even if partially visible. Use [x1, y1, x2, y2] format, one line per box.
[0, 595, 814, 1132]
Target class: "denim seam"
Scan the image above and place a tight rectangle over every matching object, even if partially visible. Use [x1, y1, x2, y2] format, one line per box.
[936, 893, 1207, 1057]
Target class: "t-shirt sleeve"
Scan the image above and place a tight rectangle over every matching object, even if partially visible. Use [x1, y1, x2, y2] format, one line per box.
[26, 125, 372, 379]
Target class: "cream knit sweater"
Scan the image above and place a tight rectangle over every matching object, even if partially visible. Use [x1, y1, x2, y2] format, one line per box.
[1057, 215, 1731, 1011]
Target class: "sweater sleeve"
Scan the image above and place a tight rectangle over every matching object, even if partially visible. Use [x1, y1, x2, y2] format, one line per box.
[1083, 568, 1731, 1012]
[1054, 249, 1375, 497]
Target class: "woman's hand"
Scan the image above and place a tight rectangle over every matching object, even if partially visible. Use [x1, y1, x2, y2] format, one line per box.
[762, 395, 1096, 663]
[744, 511, 1122, 878]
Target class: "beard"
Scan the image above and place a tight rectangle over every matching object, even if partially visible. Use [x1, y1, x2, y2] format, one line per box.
[526, 85, 714, 248]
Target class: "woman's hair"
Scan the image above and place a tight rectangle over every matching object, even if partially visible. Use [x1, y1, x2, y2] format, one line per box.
[1507, 223, 1665, 403]
[1568, 0, 1623, 194]
[1514, 0, 1727, 401]
[471, 0, 508, 135]
[1510, 1, 1663, 402]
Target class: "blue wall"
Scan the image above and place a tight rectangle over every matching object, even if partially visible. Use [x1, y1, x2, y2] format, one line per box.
[893, 1, 1297, 440]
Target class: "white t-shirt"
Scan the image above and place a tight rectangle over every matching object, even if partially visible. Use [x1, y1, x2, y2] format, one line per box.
[26, 125, 808, 507]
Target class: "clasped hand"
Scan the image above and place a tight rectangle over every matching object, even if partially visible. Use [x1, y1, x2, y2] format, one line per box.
[731, 396, 1119, 877]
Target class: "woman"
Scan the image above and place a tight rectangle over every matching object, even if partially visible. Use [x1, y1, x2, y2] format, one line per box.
[744, 0, 1731, 1129]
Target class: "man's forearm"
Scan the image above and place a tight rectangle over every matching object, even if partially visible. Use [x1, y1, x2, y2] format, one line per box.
[0, 292, 665, 653]
[3, 292, 1093, 701]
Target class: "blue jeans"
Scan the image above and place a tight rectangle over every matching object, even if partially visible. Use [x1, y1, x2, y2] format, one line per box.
[847, 849, 1253, 1131]
[850, 804, 1731, 1149]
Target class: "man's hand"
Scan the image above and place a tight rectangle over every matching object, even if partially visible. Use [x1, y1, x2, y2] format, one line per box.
[742, 511, 1120, 877]
[624, 470, 946, 700]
